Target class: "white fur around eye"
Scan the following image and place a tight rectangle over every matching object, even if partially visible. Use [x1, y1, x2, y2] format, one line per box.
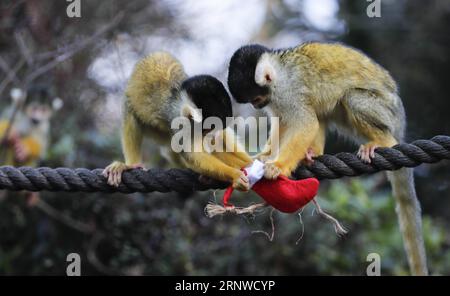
[181, 103, 202, 123]
[255, 55, 277, 86]
[190, 107, 202, 123]
[180, 91, 203, 123]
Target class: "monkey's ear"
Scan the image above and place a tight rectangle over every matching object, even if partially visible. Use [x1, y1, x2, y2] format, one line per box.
[181, 102, 202, 123]
[10, 88, 26, 104]
[255, 55, 277, 86]
[52, 97, 64, 111]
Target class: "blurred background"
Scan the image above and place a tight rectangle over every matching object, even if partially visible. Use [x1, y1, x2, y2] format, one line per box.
[0, 0, 449, 275]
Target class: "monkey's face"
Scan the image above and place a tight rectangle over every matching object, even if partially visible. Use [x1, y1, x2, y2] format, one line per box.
[181, 75, 233, 133]
[250, 94, 270, 109]
[25, 102, 52, 126]
[228, 44, 271, 109]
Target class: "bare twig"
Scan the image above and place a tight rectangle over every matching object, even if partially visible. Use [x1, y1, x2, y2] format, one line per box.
[0, 57, 25, 98]
[132, 234, 155, 260]
[87, 232, 139, 275]
[14, 31, 34, 67]
[24, 12, 125, 86]
[0, 56, 23, 86]
[87, 232, 120, 275]
[112, 39, 127, 92]
[35, 198, 94, 234]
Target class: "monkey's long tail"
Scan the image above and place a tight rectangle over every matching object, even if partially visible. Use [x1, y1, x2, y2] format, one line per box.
[388, 167, 428, 276]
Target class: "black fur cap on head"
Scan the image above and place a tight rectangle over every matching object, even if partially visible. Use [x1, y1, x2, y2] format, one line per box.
[25, 84, 53, 106]
[181, 75, 232, 127]
[227, 44, 271, 104]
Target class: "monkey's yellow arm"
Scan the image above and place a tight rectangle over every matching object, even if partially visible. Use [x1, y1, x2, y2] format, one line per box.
[21, 136, 43, 160]
[121, 110, 143, 165]
[183, 150, 249, 191]
[213, 128, 252, 168]
[0, 120, 11, 139]
[269, 115, 319, 177]
[0, 120, 14, 165]
[184, 151, 243, 183]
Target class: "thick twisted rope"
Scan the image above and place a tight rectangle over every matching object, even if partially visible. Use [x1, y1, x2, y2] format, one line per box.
[0, 135, 448, 193]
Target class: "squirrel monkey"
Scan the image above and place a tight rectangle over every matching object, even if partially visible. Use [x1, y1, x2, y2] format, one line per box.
[0, 85, 62, 167]
[103, 52, 252, 190]
[228, 43, 427, 275]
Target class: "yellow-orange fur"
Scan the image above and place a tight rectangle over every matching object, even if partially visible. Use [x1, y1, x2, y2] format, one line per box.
[254, 42, 426, 275]
[104, 52, 252, 189]
[256, 43, 402, 175]
[0, 120, 44, 167]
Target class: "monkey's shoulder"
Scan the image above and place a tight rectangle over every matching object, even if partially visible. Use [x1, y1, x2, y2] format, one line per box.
[124, 52, 187, 124]
[280, 42, 397, 92]
[125, 52, 187, 100]
[134, 51, 186, 82]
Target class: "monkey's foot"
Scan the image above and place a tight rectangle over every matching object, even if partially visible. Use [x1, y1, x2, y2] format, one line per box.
[103, 162, 146, 187]
[264, 161, 282, 180]
[7, 130, 20, 145]
[26, 192, 40, 207]
[357, 143, 379, 163]
[14, 140, 30, 163]
[302, 148, 316, 166]
[232, 172, 250, 192]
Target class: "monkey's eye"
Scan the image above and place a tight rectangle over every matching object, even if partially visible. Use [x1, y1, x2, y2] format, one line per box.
[31, 118, 41, 125]
[252, 96, 265, 105]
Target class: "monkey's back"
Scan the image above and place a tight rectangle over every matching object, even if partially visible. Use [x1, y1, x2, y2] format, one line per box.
[125, 52, 187, 126]
[280, 43, 398, 105]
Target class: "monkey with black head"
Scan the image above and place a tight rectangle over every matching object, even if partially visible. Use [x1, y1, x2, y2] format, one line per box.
[228, 42, 426, 275]
[0, 85, 62, 167]
[103, 52, 252, 190]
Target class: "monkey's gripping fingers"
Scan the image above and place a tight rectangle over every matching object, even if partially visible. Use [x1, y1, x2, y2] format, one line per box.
[103, 161, 146, 187]
[6, 129, 20, 144]
[264, 161, 282, 180]
[254, 153, 271, 163]
[232, 172, 250, 192]
[103, 161, 127, 187]
[13, 140, 30, 163]
[302, 147, 316, 166]
[357, 143, 378, 164]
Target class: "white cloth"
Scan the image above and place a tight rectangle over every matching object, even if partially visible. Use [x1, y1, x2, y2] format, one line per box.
[244, 159, 265, 188]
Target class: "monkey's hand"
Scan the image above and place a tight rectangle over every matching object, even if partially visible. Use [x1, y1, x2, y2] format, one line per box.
[263, 161, 282, 180]
[253, 153, 271, 163]
[103, 161, 146, 187]
[264, 148, 315, 178]
[13, 139, 30, 163]
[357, 142, 379, 164]
[7, 129, 19, 145]
[232, 171, 250, 192]
[301, 147, 316, 166]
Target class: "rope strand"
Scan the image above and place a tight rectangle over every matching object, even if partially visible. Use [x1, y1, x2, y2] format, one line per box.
[0, 135, 448, 193]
